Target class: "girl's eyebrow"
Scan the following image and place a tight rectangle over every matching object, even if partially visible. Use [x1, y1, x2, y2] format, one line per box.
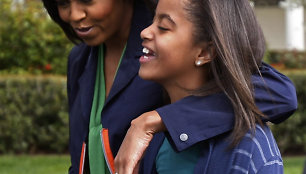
[154, 13, 176, 26]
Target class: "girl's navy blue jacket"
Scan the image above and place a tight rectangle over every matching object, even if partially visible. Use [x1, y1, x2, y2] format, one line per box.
[67, 1, 297, 173]
[143, 124, 283, 174]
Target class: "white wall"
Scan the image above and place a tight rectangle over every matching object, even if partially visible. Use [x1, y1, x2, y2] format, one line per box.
[255, 7, 287, 50]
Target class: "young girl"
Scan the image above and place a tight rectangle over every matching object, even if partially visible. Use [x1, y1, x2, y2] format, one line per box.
[41, 0, 295, 173]
[116, 0, 286, 173]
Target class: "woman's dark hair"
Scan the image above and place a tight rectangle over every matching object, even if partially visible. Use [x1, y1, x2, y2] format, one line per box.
[41, 0, 157, 44]
[185, 0, 266, 147]
[41, 0, 81, 44]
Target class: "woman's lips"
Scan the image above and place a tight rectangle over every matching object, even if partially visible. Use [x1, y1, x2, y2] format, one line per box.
[74, 27, 93, 38]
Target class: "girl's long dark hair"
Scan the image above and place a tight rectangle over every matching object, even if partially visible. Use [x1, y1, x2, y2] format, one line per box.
[185, 0, 266, 147]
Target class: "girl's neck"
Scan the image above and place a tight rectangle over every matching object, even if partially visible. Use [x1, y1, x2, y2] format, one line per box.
[166, 87, 190, 103]
[162, 68, 210, 103]
[163, 81, 207, 103]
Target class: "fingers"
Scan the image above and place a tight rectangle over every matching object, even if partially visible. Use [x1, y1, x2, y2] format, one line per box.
[114, 156, 140, 174]
[114, 133, 150, 173]
[114, 111, 165, 174]
[132, 161, 140, 174]
[115, 118, 154, 173]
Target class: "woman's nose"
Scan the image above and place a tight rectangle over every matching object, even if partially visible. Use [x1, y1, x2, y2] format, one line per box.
[140, 24, 154, 41]
[69, 2, 86, 22]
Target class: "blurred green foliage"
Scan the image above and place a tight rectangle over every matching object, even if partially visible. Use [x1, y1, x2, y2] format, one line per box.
[271, 70, 306, 155]
[0, 76, 68, 154]
[264, 50, 306, 69]
[0, 0, 73, 75]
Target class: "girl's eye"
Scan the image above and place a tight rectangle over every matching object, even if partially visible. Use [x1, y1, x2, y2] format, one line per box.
[56, 0, 70, 7]
[158, 26, 169, 31]
[81, 0, 92, 3]
[56, 0, 92, 7]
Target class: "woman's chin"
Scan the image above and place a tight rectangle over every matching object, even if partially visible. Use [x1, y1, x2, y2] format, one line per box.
[83, 39, 102, 46]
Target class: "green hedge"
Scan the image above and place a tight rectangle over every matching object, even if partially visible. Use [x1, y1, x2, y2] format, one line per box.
[271, 70, 306, 154]
[0, 0, 73, 75]
[0, 76, 68, 154]
[265, 50, 306, 69]
[0, 72, 305, 154]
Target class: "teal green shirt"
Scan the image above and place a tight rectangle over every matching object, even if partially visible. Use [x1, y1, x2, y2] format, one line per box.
[156, 137, 202, 174]
[88, 45, 125, 174]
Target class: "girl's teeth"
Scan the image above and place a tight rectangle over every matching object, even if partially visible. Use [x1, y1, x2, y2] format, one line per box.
[144, 55, 149, 59]
[143, 48, 149, 54]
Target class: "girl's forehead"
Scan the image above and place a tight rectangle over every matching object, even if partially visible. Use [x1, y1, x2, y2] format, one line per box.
[155, 0, 190, 18]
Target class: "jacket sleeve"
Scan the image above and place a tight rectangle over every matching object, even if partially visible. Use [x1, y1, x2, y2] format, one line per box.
[156, 62, 297, 151]
[253, 63, 297, 123]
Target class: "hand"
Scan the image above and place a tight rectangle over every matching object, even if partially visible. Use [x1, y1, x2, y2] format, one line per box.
[114, 110, 166, 174]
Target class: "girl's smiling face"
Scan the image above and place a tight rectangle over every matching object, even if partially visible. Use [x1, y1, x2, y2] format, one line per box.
[140, 0, 210, 100]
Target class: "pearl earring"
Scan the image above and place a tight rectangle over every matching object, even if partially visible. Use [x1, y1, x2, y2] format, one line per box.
[195, 60, 202, 66]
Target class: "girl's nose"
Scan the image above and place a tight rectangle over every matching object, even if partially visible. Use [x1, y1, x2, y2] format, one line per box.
[141, 24, 154, 41]
[69, 2, 86, 22]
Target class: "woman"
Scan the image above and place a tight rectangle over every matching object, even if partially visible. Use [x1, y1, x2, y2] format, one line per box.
[116, 0, 291, 173]
[41, 0, 297, 173]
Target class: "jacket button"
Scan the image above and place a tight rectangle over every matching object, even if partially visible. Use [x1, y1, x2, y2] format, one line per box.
[180, 133, 188, 142]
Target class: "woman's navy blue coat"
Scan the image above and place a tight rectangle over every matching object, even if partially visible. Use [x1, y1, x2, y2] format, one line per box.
[66, 1, 297, 173]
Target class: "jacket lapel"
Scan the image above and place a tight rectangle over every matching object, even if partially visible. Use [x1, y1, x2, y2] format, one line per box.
[77, 47, 99, 123]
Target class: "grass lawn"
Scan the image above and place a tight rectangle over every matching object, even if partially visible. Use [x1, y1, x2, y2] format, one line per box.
[0, 155, 305, 173]
[283, 156, 306, 174]
[0, 155, 70, 174]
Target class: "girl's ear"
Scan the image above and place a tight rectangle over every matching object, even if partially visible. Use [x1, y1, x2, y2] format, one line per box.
[194, 42, 216, 67]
